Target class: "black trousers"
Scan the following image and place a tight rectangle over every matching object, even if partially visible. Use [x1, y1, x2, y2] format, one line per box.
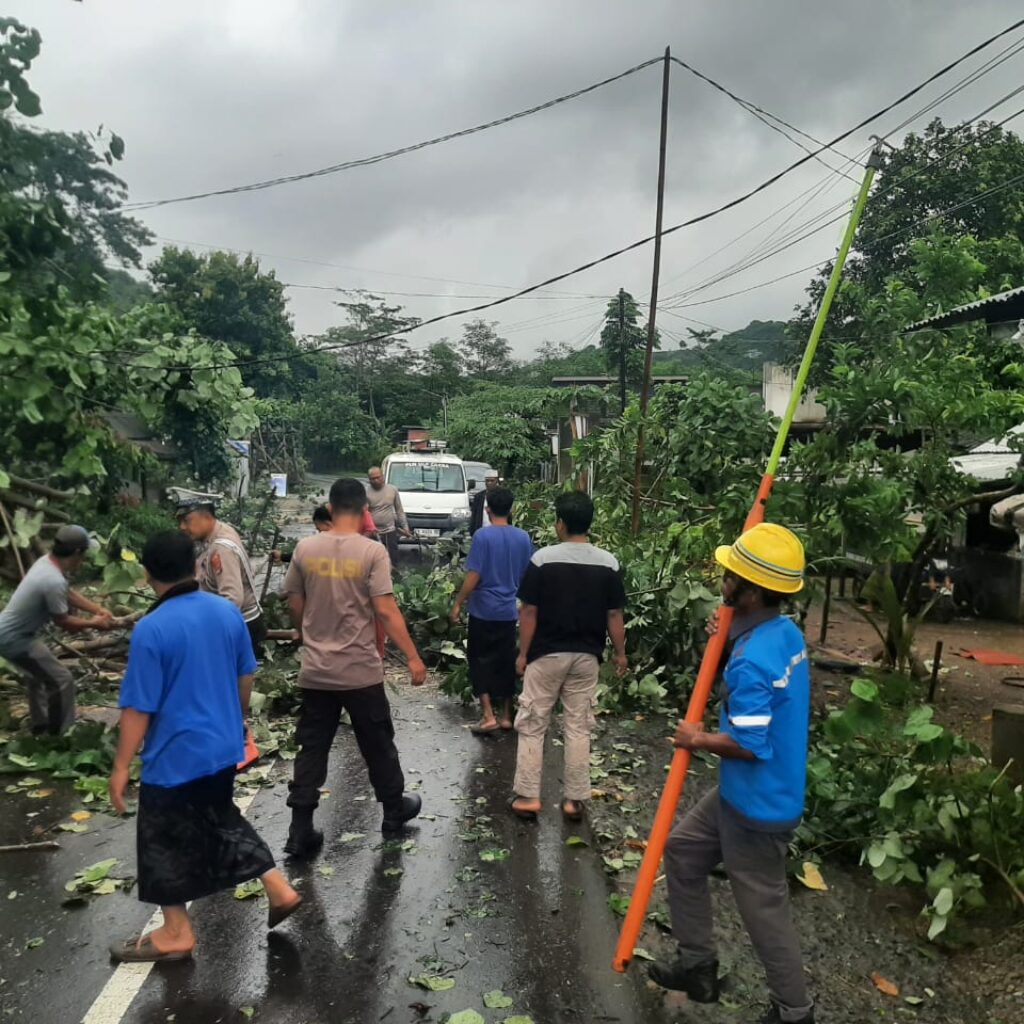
[247, 615, 268, 662]
[287, 684, 405, 812]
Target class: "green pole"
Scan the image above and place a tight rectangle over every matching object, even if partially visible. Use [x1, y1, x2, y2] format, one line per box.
[765, 144, 883, 477]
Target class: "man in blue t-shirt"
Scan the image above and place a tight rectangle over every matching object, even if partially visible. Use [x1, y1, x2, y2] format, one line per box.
[650, 523, 815, 1024]
[450, 487, 533, 734]
[107, 531, 302, 964]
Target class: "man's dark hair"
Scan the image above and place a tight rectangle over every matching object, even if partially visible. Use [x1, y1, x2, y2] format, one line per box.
[486, 487, 514, 518]
[329, 477, 369, 514]
[554, 491, 594, 535]
[312, 504, 332, 525]
[142, 531, 197, 584]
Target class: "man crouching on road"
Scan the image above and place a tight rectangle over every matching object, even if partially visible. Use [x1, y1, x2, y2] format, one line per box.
[649, 523, 815, 1024]
[109, 531, 301, 963]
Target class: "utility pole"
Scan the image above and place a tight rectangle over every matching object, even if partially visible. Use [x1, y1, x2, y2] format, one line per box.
[630, 46, 671, 537]
[617, 288, 627, 414]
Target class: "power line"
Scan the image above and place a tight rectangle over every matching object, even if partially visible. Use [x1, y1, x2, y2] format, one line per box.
[152, 235, 602, 297]
[126, 57, 663, 211]
[283, 281, 607, 301]
[664, 97, 1024, 308]
[669, 55, 859, 180]
[659, 36, 1024, 306]
[94, 18, 1024, 375]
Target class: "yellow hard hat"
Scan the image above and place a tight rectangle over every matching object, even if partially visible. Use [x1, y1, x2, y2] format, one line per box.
[715, 523, 805, 594]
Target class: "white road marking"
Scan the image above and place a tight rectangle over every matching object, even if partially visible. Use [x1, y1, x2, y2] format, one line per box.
[81, 788, 261, 1024]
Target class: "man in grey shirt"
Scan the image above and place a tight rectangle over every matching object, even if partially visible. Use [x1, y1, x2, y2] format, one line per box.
[0, 525, 114, 734]
[366, 467, 411, 569]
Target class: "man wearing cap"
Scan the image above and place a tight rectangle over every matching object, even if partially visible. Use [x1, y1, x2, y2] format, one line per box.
[177, 499, 266, 660]
[469, 472, 501, 535]
[0, 526, 114, 735]
[649, 523, 815, 1024]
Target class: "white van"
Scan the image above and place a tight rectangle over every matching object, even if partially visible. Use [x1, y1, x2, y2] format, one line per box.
[382, 451, 471, 542]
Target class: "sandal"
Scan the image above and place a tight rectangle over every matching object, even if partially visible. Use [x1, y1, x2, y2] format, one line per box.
[109, 935, 193, 963]
[268, 894, 304, 930]
[561, 799, 585, 822]
[508, 797, 539, 821]
[470, 721, 500, 736]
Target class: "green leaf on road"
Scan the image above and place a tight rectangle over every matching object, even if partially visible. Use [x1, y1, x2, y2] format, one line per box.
[479, 848, 510, 863]
[483, 990, 514, 1008]
[234, 879, 264, 900]
[565, 836, 588, 847]
[632, 947, 655, 961]
[501, 1017, 536, 1024]
[448, 1012, 484, 1024]
[340, 832, 366, 843]
[383, 867, 404, 877]
[409, 974, 456, 991]
[26, 937, 44, 949]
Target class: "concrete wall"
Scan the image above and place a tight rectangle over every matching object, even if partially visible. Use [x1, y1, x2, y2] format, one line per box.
[763, 363, 827, 424]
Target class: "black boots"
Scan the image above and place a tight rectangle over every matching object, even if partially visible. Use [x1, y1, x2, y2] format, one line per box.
[647, 956, 721, 1003]
[284, 808, 324, 860]
[382, 793, 422, 833]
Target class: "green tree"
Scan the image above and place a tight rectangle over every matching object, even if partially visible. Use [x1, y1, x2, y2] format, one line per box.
[457, 319, 513, 380]
[789, 118, 1024, 372]
[443, 384, 568, 478]
[322, 296, 420, 421]
[148, 247, 300, 399]
[0, 18, 151, 327]
[598, 290, 659, 395]
[775, 234, 1024, 610]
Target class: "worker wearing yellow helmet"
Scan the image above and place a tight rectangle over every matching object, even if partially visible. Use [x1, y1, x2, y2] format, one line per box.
[650, 523, 815, 1024]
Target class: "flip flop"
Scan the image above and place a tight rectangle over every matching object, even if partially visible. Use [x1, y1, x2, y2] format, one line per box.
[561, 799, 585, 822]
[470, 722, 500, 736]
[109, 935, 193, 963]
[509, 797, 539, 821]
[268, 894, 304, 930]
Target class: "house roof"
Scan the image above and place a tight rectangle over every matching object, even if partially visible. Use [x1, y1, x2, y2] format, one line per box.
[103, 412, 179, 460]
[951, 425, 1024, 483]
[905, 284, 1024, 332]
[550, 375, 689, 386]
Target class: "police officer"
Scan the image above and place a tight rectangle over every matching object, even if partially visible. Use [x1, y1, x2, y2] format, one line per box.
[649, 523, 815, 1024]
[176, 499, 267, 660]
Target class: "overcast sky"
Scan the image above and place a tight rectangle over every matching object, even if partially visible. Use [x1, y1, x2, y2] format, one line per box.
[10, 0, 1024, 357]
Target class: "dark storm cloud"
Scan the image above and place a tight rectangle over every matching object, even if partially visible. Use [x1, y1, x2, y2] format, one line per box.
[10, 0, 1024, 351]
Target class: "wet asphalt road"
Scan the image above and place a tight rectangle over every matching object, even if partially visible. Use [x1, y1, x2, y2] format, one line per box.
[1, 688, 671, 1024]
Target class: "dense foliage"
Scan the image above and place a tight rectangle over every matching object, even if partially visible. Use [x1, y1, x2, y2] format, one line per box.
[802, 672, 1024, 941]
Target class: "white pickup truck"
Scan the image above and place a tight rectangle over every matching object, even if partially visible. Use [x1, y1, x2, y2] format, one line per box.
[382, 451, 471, 542]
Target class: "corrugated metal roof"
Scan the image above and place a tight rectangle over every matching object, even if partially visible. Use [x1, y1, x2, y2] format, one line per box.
[906, 284, 1024, 332]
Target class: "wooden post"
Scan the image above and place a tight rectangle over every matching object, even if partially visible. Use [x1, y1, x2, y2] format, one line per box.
[630, 46, 671, 537]
[818, 573, 832, 646]
[928, 639, 944, 703]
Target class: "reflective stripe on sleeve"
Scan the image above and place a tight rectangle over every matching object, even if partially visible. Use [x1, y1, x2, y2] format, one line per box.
[729, 714, 772, 727]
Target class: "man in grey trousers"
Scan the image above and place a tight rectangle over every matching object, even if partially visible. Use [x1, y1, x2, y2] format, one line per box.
[0, 525, 113, 735]
[649, 523, 814, 1024]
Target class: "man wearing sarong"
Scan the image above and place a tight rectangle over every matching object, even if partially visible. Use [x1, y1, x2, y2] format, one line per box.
[450, 487, 532, 734]
[108, 531, 301, 963]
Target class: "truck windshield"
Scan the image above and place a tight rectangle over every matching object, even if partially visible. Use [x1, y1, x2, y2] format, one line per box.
[388, 463, 466, 493]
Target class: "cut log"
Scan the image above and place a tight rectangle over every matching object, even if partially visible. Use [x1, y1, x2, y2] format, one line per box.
[5, 474, 75, 501]
[0, 490, 70, 521]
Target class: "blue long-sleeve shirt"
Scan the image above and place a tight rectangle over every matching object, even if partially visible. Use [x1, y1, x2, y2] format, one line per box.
[719, 613, 810, 830]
